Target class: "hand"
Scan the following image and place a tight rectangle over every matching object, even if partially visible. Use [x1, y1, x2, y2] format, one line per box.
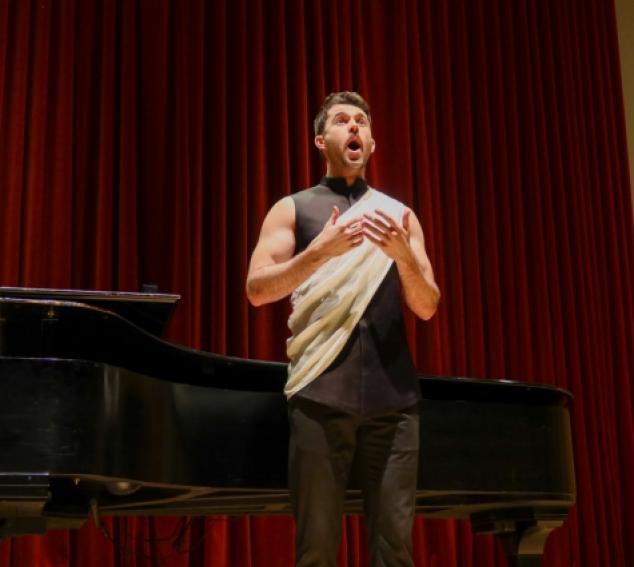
[309, 206, 365, 259]
[363, 209, 413, 262]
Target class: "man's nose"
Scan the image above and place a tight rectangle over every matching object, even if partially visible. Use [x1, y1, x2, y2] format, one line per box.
[349, 122, 359, 133]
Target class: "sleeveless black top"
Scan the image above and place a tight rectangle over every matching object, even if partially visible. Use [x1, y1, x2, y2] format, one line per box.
[290, 177, 421, 415]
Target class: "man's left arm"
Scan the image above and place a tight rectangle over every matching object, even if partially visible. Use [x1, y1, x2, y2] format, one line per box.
[363, 208, 440, 321]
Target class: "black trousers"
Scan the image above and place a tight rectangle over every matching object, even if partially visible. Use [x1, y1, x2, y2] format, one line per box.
[288, 397, 420, 567]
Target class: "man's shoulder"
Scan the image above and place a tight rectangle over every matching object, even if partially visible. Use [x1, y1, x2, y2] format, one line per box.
[290, 183, 331, 203]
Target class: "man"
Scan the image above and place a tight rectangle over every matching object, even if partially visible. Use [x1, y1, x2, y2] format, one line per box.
[246, 92, 440, 567]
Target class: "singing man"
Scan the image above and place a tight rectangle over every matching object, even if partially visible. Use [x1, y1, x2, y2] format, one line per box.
[246, 91, 440, 567]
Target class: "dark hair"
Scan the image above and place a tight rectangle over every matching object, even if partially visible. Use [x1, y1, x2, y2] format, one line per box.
[313, 91, 371, 136]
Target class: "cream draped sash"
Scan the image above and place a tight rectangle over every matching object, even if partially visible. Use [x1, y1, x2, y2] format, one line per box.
[284, 188, 405, 398]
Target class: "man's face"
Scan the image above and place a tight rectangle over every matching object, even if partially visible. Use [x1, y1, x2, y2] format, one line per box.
[315, 104, 376, 174]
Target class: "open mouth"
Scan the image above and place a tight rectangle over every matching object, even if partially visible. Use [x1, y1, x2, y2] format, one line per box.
[346, 138, 363, 158]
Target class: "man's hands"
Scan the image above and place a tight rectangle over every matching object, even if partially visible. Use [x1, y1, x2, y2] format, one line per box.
[311, 207, 416, 264]
[309, 206, 365, 259]
[362, 209, 414, 263]
[364, 207, 440, 320]
[246, 198, 439, 319]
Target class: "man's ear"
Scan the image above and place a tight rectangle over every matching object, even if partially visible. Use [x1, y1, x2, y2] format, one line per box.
[314, 135, 326, 151]
[370, 138, 376, 154]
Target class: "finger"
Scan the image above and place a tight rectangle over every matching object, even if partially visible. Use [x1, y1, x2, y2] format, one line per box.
[375, 210, 406, 234]
[345, 221, 364, 235]
[363, 221, 388, 239]
[330, 206, 340, 225]
[363, 214, 391, 232]
[364, 231, 386, 247]
[402, 209, 411, 231]
[374, 209, 398, 227]
[375, 209, 406, 236]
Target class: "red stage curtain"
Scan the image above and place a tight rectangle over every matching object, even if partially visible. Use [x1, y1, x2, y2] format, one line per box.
[0, 0, 632, 565]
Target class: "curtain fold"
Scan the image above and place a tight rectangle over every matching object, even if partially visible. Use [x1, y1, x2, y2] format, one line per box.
[0, 0, 632, 565]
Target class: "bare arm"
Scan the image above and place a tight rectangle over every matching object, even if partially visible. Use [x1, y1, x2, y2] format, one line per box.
[363, 208, 440, 320]
[246, 197, 365, 306]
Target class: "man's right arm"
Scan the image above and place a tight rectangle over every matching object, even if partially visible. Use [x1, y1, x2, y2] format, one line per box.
[246, 197, 364, 306]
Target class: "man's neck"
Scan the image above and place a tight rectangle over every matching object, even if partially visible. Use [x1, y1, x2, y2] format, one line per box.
[325, 166, 366, 186]
[345, 175, 361, 186]
[320, 176, 369, 200]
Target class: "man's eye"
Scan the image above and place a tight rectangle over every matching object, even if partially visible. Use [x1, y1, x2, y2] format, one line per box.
[335, 118, 347, 125]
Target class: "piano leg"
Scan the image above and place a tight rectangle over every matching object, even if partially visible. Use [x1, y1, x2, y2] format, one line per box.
[500, 520, 563, 566]
[471, 510, 566, 567]
[0, 314, 6, 355]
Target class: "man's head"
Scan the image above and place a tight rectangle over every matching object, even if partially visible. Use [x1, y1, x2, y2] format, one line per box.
[314, 91, 375, 178]
[313, 91, 371, 137]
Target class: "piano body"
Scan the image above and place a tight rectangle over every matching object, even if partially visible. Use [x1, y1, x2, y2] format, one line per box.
[0, 288, 575, 567]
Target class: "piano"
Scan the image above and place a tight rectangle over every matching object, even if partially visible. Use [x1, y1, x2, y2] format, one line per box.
[0, 287, 576, 567]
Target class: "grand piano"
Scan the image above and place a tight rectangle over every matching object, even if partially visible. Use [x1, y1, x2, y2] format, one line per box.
[0, 287, 575, 566]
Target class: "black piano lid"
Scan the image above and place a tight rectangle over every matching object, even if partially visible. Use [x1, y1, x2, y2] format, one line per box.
[0, 286, 180, 337]
[419, 375, 572, 407]
[0, 290, 573, 408]
[0, 295, 289, 390]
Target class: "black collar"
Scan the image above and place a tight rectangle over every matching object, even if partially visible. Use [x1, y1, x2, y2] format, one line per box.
[320, 176, 369, 200]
